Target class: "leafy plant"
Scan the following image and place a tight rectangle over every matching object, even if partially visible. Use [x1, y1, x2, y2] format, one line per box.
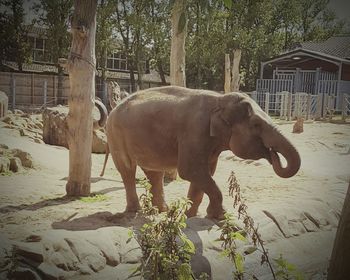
[219, 213, 248, 279]
[79, 193, 109, 203]
[128, 182, 196, 279]
[225, 171, 304, 280]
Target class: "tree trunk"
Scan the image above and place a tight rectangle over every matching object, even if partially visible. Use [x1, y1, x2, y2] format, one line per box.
[170, 0, 187, 87]
[327, 183, 350, 279]
[65, 0, 97, 196]
[224, 53, 231, 93]
[157, 60, 167, 85]
[230, 49, 241, 92]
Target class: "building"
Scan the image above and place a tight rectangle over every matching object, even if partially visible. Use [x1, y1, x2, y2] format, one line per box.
[0, 26, 169, 109]
[256, 35, 350, 112]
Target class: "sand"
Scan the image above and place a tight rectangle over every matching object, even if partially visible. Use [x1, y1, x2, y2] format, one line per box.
[0, 116, 349, 279]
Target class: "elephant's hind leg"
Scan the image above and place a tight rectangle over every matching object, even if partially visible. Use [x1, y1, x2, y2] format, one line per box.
[142, 169, 168, 212]
[186, 185, 204, 217]
[111, 154, 140, 213]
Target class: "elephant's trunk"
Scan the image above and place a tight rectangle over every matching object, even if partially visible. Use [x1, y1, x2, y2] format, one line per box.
[264, 127, 301, 178]
[94, 99, 108, 129]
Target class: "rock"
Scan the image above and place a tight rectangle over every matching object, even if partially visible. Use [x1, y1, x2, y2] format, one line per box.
[14, 109, 24, 115]
[42, 234, 80, 271]
[13, 241, 44, 264]
[84, 230, 120, 266]
[0, 91, 8, 118]
[63, 237, 106, 272]
[11, 149, 34, 168]
[10, 157, 23, 172]
[293, 117, 304, 133]
[9, 266, 42, 280]
[0, 156, 10, 173]
[92, 130, 107, 154]
[0, 144, 9, 150]
[42, 106, 107, 153]
[37, 262, 74, 280]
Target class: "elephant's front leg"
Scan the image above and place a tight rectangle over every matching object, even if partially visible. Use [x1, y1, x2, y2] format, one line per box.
[186, 158, 219, 218]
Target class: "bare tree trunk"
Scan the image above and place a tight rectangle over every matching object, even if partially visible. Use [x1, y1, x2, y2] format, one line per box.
[327, 183, 350, 279]
[167, 0, 187, 181]
[66, 0, 97, 196]
[170, 0, 187, 87]
[224, 53, 231, 93]
[230, 49, 241, 92]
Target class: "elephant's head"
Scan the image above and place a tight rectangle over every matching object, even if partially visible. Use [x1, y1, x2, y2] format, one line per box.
[210, 92, 300, 178]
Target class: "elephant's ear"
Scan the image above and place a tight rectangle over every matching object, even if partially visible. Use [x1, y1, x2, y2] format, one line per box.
[210, 97, 253, 137]
[210, 108, 230, 137]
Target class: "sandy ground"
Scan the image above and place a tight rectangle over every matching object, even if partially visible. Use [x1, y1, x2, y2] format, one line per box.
[0, 116, 349, 279]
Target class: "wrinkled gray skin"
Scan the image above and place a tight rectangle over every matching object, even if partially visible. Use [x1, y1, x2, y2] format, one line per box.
[98, 86, 300, 219]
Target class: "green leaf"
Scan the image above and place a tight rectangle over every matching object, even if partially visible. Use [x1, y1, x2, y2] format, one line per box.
[180, 233, 195, 254]
[230, 232, 247, 242]
[178, 263, 193, 280]
[234, 253, 244, 274]
[223, 0, 233, 9]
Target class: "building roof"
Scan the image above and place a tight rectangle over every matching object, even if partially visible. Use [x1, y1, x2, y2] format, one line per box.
[1, 61, 169, 83]
[262, 35, 350, 67]
[298, 36, 350, 60]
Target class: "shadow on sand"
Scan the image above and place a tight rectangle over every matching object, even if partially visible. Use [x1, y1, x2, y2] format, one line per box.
[0, 186, 123, 214]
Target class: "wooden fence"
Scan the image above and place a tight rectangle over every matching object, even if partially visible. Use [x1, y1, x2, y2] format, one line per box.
[0, 72, 70, 109]
[251, 90, 349, 121]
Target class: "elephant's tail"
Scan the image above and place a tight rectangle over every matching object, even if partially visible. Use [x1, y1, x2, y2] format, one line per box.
[93, 99, 108, 129]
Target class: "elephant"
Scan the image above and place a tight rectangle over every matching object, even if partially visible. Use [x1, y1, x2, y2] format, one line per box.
[97, 86, 300, 219]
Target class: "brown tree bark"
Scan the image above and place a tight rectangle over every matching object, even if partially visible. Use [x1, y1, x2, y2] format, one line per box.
[230, 49, 241, 92]
[224, 53, 231, 93]
[327, 182, 350, 279]
[170, 0, 187, 87]
[65, 0, 97, 196]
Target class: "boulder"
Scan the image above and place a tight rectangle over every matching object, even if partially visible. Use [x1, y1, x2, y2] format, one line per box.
[42, 106, 106, 153]
[0, 91, 8, 118]
[11, 149, 34, 168]
[10, 157, 23, 172]
[0, 156, 10, 173]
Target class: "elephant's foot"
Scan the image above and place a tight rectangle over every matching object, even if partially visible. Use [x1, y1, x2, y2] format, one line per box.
[206, 205, 226, 221]
[186, 206, 199, 218]
[152, 199, 168, 212]
[125, 203, 141, 213]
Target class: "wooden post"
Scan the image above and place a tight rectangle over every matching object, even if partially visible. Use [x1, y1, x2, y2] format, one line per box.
[287, 92, 292, 121]
[43, 80, 47, 108]
[314, 67, 320, 94]
[65, 0, 97, 196]
[11, 74, 16, 110]
[31, 73, 35, 105]
[53, 75, 57, 105]
[260, 62, 265, 79]
[224, 53, 231, 93]
[327, 183, 350, 280]
[264, 92, 270, 114]
[295, 68, 301, 93]
[342, 94, 347, 121]
[230, 49, 241, 92]
[306, 94, 311, 120]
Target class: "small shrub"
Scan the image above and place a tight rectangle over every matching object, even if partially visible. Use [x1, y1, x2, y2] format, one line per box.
[128, 182, 196, 280]
[224, 171, 304, 280]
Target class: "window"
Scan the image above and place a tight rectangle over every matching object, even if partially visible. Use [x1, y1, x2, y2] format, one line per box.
[28, 36, 48, 62]
[107, 52, 128, 71]
[106, 51, 149, 73]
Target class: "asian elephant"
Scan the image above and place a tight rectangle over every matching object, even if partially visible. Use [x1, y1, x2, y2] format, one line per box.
[97, 86, 300, 219]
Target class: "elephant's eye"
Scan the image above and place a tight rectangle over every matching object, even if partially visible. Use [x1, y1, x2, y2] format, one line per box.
[251, 121, 261, 133]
